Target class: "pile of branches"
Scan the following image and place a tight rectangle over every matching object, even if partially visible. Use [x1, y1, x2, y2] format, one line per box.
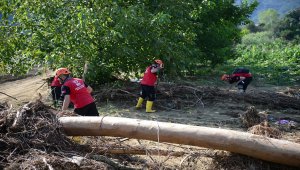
[282, 87, 300, 99]
[232, 90, 300, 110]
[248, 121, 282, 139]
[239, 106, 282, 139]
[94, 81, 300, 111]
[1, 100, 214, 169]
[240, 106, 262, 128]
[94, 82, 218, 110]
[0, 100, 113, 169]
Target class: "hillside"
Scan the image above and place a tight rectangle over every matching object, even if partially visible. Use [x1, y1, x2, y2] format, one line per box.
[236, 0, 300, 22]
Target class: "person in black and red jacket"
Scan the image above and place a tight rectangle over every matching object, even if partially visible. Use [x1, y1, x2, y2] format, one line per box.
[135, 59, 164, 113]
[55, 68, 98, 116]
[221, 67, 253, 93]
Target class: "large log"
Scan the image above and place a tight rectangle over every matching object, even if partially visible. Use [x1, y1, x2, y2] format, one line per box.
[59, 116, 300, 167]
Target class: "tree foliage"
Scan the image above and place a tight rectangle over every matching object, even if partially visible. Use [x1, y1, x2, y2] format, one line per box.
[228, 5, 300, 85]
[258, 8, 279, 30]
[274, 7, 300, 41]
[233, 33, 300, 84]
[0, 0, 257, 83]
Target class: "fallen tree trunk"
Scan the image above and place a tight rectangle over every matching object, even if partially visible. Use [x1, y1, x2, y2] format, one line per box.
[59, 116, 300, 167]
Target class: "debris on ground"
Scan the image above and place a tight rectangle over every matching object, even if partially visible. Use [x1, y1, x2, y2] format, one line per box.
[94, 82, 300, 111]
[1, 80, 300, 169]
[275, 119, 298, 131]
[0, 100, 119, 169]
[240, 106, 262, 128]
[248, 121, 282, 139]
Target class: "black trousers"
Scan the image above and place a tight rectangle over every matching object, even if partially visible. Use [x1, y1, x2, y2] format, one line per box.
[74, 102, 99, 116]
[237, 77, 253, 91]
[140, 84, 155, 101]
[51, 86, 62, 101]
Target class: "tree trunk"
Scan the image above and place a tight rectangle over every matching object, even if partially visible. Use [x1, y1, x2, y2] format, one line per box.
[82, 61, 89, 81]
[59, 116, 300, 167]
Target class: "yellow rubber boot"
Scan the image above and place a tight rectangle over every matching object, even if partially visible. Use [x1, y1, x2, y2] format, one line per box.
[71, 136, 85, 144]
[146, 101, 156, 113]
[135, 97, 144, 109]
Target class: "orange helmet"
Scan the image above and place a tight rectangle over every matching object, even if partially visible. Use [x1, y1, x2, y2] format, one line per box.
[221, 74, 229, 81]
[55, 68, 71, 78]
[155, 59, 164, 68]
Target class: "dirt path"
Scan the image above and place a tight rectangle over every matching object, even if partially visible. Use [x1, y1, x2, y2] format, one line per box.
[0, 75, 50, 107]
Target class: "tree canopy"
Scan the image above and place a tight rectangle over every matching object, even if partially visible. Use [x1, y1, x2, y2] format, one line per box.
[274, 7, 300, 41]
[0, 0, 257, 84]
[233, 7, 300, 85]
[258, 8, 279, 30]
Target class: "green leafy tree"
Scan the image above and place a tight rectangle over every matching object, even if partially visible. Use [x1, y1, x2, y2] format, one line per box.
[0, 0, 257, 83]
[190, 0, 258, 67]
[258, 8, 280, 30]
[274, 7, 300, 41]
[243, 21, 264, 33]
[234, 36, 300, 84]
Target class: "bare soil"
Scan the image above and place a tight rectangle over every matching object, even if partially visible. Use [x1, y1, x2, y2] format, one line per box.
[0, 75, 49, 107]
[0, 75, 300, 169]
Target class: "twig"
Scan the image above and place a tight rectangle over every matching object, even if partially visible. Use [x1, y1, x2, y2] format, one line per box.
[12, 110, 23, 128]
[117, 89, 138, 97]
[36, 81, 47, 91]
[0, 91, 18, 100]
[137, 140, 156, 163]
[180, 152, 200, 168]
[91, 155, 135, 170]
[173, 85, 202, 92]
[110, 138, 129, 146]
[96, 147, 187, 157]
[42, 157, 54, 170]
[193, 90, 204, 108]
[6, 147, 18, 161]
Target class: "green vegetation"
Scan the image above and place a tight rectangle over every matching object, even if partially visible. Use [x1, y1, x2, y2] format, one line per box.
[230, 7, 300, 85]
[0, 0, 257, 83]
[0, 1, 299, 85]
[258, 9, 279, 30]
[274, 8, 300, 41]
[233, 38, 300, 85]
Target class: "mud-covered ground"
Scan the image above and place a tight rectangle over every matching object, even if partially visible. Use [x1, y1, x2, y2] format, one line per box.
[0, 75, 299, 169]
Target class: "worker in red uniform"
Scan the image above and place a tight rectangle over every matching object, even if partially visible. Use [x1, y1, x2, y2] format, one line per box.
[50, 76, 62, 107]
[55, 68, 98, 116]
[221, 67, 253, 93]
[135, 59, 164, 112]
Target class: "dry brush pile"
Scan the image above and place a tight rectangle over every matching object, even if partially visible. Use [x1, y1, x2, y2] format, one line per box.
[239, 106, 283, 139]
[0, 100, 136, 170]
[94, 82, 300, 111]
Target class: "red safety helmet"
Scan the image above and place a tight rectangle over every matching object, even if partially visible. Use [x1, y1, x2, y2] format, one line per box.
[55, 68, 71, 78]
[154, 59, 164, 68]
[221, 74, 229, 81]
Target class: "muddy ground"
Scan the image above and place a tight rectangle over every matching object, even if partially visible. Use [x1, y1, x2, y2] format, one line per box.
[0, 75, 300, 169]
